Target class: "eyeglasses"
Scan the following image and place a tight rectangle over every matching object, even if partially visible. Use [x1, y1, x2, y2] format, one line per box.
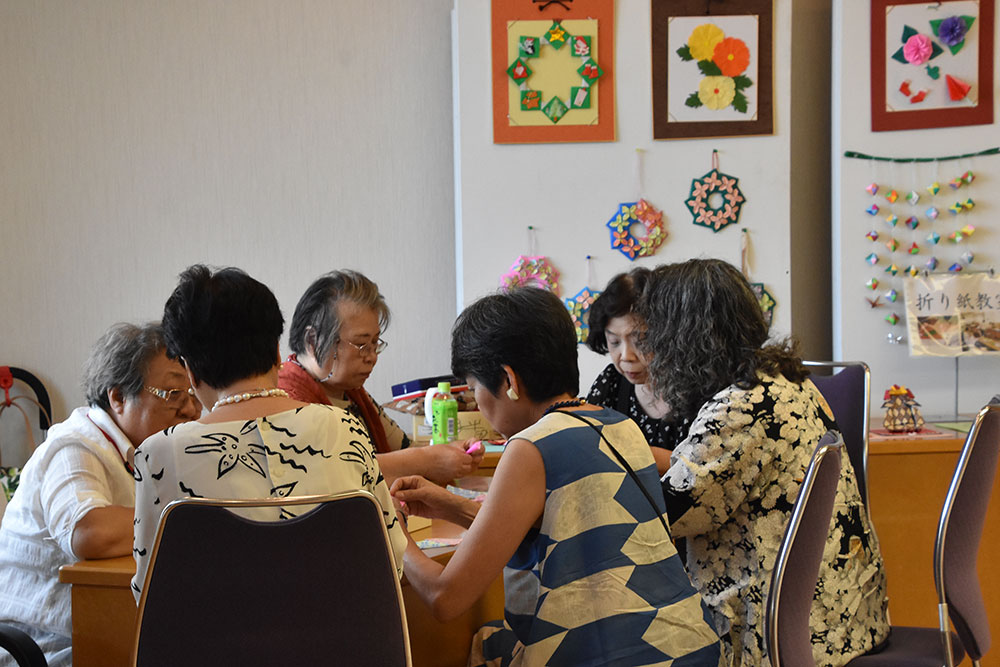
[145, 385, 197, 407]
[339, 338, 389, 357]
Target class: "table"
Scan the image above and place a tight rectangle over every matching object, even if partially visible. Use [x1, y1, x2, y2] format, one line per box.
[59, 521, 504, 667]
[867, 433, 999, 666]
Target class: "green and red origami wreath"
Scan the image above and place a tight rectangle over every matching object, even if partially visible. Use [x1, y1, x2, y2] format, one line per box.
[685, 168, 746, 233]
[507, 20, 604, 124]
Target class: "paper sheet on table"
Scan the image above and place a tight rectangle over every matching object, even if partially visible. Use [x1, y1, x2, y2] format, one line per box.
[417, 537, 463, 550]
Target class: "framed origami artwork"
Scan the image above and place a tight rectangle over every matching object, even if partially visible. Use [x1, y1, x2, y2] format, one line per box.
[871, 0, 994, 131]
[492, 0, 615, 143]
[651, 0, 773, 140]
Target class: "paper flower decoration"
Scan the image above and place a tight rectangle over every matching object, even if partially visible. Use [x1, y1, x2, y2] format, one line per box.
[501, 255, 560, 294]
[906, 191, 920, 206]
[678, 24, 753, 114]
[930, 15, 976, 54]
[750, 282, 776, 328]
[893, 26, 944, 65]
[564, 287, 600, 343]
[712, 37, 750, 77]
[605, 199, 667, 260]
[866, 183, 879, 196]
[507, 21, 603, 125]
[685, 168, 746, 233]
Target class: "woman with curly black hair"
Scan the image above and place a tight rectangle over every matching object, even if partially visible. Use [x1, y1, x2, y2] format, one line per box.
[638, 258, 889, 667]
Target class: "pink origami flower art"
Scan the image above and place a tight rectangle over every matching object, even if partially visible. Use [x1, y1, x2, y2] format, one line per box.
[903, 34, 933, 65]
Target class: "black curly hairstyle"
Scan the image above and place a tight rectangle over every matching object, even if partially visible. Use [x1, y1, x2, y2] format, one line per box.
[585, 267, 651, 354]
[161, 265, 284, 389]
[637, 258, 807, 426]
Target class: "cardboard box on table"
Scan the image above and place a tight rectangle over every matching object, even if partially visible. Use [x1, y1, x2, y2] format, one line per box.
[408, 411, 500, 444]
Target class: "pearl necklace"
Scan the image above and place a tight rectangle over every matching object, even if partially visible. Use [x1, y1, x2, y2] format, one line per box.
[211, 388, 288, 412]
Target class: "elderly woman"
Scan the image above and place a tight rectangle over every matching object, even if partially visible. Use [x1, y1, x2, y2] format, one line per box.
[0, 323, 200, 666]
[586, 268, 685, 473]
[392, 287, 721, 667]
[639, 259, 889, 667]
[132, 266, 406, 599]
[278, 270, 481, 484]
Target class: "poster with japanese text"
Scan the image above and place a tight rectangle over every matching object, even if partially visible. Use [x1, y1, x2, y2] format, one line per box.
[904, 273, 1000, 355]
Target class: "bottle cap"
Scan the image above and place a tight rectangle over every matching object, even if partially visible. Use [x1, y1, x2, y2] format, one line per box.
[437, 381, 451, 393]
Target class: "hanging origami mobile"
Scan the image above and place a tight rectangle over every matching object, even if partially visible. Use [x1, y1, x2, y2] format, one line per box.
[750, 283, 776, 327]
[501, 255, 561, 294]
[507, 20, 603, 124]
[686, 151, 746, 233]
[882, 385, 925, 432]
[606, 199, 666, 260]
[564, 286, 600, 344]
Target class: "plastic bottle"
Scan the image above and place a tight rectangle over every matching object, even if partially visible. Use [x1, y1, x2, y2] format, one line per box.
[430, 381, 458, 445]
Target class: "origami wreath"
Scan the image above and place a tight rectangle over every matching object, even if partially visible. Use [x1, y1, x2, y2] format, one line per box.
[605, 199, 667, 260]
[500, 255, 560, 295]
[564, 287, 600, 343]
[686, 169, 746, 233]
[750, 282, 775, 327]
[507, 20, 604, 124]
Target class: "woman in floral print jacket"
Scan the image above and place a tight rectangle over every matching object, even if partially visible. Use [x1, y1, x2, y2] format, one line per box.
[638, 259, 889, 667]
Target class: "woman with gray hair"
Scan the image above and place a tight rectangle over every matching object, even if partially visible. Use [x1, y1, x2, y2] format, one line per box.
[279, 270, 482, 483]
[0, 322, 199, 666]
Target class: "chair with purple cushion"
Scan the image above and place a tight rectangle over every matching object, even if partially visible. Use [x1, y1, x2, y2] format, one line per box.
[765, 430, 844, 667]
[802, 361, 871, 512]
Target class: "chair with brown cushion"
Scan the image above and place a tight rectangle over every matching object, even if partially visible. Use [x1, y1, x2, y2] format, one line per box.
[132, 491, 411, 667]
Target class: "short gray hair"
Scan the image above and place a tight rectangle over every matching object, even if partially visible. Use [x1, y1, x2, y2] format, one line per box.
[288, 270, 390, 363]
[82, 322, 166, 410]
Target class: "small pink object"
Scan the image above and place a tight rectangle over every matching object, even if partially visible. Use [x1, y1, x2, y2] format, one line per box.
[903, 34, 933, 65]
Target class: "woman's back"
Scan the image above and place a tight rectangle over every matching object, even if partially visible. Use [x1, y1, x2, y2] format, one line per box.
[477, 408, 720, 667]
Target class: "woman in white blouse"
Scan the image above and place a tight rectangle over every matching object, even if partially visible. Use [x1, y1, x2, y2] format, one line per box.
[131, 265, 406, 600]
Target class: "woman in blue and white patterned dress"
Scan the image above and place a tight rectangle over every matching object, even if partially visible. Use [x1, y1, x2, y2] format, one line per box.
[392, 287, 721, 667]
[639, 259, 890, 667]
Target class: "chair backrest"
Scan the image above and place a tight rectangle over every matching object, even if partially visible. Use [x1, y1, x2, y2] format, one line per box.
[802, 361, 871, 510]
[0, 622, 48, 667]
[765, 431, 843, 667]
[934, 402, 1000, 661]
[0, 367, 52, 431]
[132, 491, 411, 667]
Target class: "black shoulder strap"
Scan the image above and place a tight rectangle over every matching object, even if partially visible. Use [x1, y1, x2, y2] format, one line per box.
[551, 409, 671, 538]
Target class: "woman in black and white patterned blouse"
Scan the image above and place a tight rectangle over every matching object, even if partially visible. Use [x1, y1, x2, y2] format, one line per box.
[639, 259, 889, 667]
[585, 268, 688, 474]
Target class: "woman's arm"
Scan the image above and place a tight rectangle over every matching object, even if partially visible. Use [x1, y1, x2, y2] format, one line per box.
[395, 438, 546, 622]
[377, 443, 483, 485]
[71, 505, 134, 559]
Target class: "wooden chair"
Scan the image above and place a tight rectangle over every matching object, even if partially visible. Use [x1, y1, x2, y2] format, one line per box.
[132, 491, 411, 667]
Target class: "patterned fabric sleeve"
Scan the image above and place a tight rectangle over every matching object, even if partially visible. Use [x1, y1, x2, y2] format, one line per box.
[662, 384, 776, 538]
[586, 363, 621, 407]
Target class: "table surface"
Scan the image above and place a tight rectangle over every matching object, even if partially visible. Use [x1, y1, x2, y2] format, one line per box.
[59, 520, 504, 667]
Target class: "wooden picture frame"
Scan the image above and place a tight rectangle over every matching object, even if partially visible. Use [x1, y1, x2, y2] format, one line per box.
[871, 0, 994, 132]
[651, 0, 773, 140]
[491, 0, 615, 144]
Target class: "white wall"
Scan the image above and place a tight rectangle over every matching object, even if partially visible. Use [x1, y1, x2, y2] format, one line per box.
[832, 0, 1000, 416]
[454, 1, 806, 392]
[0, 0, 456, 465]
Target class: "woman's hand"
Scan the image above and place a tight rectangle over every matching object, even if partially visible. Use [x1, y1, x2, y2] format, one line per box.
[421, 441, 484, 484]
[391, 475, 480, 527]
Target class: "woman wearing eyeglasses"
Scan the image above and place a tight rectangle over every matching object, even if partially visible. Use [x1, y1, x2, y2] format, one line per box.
[278, 270, 482, 484]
